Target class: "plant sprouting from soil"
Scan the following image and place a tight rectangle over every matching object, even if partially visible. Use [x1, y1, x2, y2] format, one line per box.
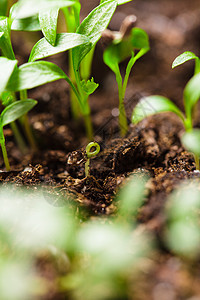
[103, 15, 150, 136]
[132, 69, 200, 169]
[20, 0, 132, 140]
[85, 141, 100, 177]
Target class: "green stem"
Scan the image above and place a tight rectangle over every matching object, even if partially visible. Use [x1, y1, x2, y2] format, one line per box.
[194, 154, 200, 170]
[194, 58, 200, 75]
[10, 122, 28, 154]
[85, 159, 90, 177]
[83, 113, 93, 142]
[19, 90, 38, 151]
[0, 127, 10, 171]
[115, 64, 128, 137]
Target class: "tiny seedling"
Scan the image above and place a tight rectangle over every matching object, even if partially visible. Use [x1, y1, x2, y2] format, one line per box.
[132, 70, 200, 169]
[85, 142, 100, 177]
[103, 16, 149, 136]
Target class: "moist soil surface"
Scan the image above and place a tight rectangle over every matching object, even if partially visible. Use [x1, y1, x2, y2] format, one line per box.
[2, 0, 200, 299]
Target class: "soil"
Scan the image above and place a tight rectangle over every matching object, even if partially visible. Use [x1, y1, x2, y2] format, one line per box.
[2, 0, 200, 299]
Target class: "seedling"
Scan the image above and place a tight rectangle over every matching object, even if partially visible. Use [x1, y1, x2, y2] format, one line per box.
[85, 142, 100, 177]
[16, 0, 132, 139]
[132, 70, 200, 169]
[181, 129, 200, 170]
[103, 16, 149, 136]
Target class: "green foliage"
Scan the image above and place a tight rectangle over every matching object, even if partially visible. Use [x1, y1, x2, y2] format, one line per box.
[0, 17, 15, 59]
[6, 61, 69, 91]
[132, 95, 185, 125]
[0, 57, 17, 96]
[10, 0, 75, 19]
[172, 51, 200, 75]
[0, 0, 8, 16]
[39, 8, 59, 46]
[181, 129, 200, 170]
[72, 0, 117, 71]
[165, 183, 200, 258]
[1, 99, 37, 127]
[29, 33, 90, 62]
[104, 26, 149, 136]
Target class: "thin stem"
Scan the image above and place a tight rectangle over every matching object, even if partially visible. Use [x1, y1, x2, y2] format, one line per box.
[19, 90, 38, 151]
[115, 64, 128, 137]
[122, 54, 136, 99]
[84, 113, 93, 141]
[85, 159, 90, 177]
[10, 122, 28, 154]
[194, 154, 200, 170]
[194, 58, 200, 75]
[0, 128, 10, 171]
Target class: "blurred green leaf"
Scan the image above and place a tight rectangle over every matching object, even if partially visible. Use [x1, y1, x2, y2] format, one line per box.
[39, 8, 59, 46]
[0, 0, 7, 16]
[172, 51, 198, 69]
[10, 0, 75, 19]
[1, 99, 37, 127]
[29, 33, 90, 62]
[184, 73, 200, 118]
[132, 95, 185, 124]
[116, 174, 148, 221]
[181, 129, 200, 157]
[11, 15, 40, 31]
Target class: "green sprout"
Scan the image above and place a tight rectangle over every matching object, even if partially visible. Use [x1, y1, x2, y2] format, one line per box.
[85, 142, 100, 177]
[132, 67, 200, 169]
[11, 0, 132, 140]
[103, 16, 149, 136]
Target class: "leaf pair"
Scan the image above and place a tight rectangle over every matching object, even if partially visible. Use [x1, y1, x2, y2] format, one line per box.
[132, 72, 200, 131]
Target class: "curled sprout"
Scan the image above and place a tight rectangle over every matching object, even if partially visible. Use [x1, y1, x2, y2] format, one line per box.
[85, 142, 100, 177]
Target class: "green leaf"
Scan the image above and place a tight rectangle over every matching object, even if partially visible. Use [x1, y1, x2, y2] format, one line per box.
[1, 99, 37, 127]
[10, 0, 75, 19]
[100, 0, 132, 4]
[0, 0, 8, 16]
[0, 17, 15, 59]
[132, 95, 185, 124]
[72, 0, 117, 70]
[80, 78, 99, 95]
[29, 33, 90, 62]
[184, 73, 200, 118]
[0, 57, 17, 96]
[181, 129, 200, 157]
[39, 8, 59, 46]
[172, 51, 198, 69]
[11, 15, 40, 31]
[6, 61, 67, 91]
[103, 28, 149, 71]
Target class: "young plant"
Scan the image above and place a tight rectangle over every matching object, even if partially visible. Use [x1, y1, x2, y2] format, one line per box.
[85, 141, 100, 177]
[181, 129, 200, 170]
[15, 0, 132, 139]
[103, 17, 150, 136]
[132, 71, 200, 169]
[0, 1, 89, 155]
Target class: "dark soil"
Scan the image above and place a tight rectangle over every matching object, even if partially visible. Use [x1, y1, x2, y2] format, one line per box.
[2, 0, 200, 299]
